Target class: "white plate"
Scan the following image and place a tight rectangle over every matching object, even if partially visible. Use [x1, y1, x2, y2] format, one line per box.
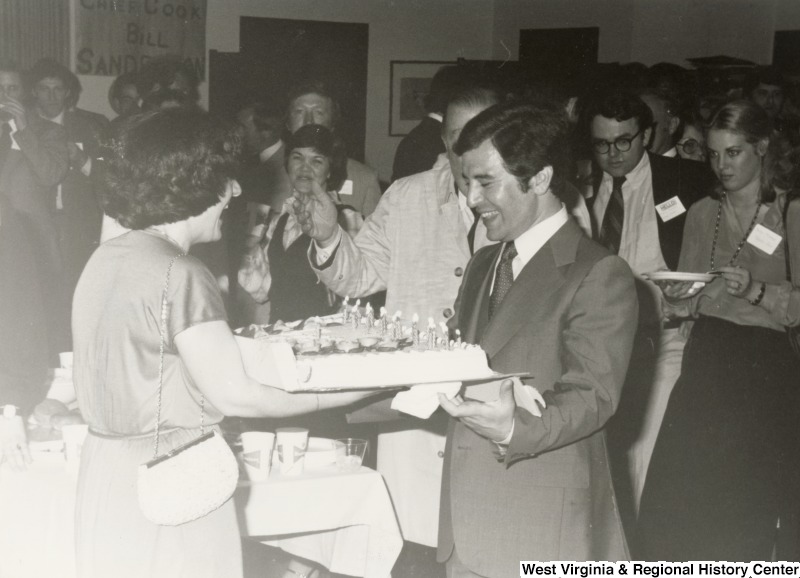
[644, 271, 717, 283]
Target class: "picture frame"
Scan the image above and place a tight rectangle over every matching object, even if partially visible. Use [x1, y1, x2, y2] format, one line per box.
[389, 60, 454, 136]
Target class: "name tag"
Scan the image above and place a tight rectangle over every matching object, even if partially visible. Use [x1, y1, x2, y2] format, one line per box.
[747, 223, 782, 255]
[655, 196, 686, 222]
[339, 179, 354, 196]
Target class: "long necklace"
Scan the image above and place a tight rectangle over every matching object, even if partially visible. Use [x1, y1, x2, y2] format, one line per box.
[709, 191, 762, 270]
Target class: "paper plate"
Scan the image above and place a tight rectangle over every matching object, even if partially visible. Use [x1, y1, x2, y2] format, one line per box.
[644, 271, 717, 283]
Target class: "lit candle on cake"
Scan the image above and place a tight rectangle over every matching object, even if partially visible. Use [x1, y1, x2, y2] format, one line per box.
[392, 311, 402, 341]
[352, 299, 361, 329]
[365, 302, 375, 332]
[426, 317, 436, 350]
[380, 307, 388, 336]
[455, 329, 462, 346]
[411, 313, 420, 346]
[342, 296, 350, 323]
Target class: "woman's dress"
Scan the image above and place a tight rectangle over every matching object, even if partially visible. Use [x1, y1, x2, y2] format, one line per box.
[72, 230, 242, 578]
[638, 194, 800, 561]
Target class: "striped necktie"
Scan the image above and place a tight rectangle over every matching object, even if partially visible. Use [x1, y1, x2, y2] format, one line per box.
[489, 241, 517, 319]
[598, 176, 626, 254]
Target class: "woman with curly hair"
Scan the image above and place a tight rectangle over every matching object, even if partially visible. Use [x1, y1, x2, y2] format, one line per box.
[72, 108, 372, 578]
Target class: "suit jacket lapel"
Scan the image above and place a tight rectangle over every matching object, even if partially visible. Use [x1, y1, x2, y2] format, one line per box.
[458, 245, 498, 344]
[480, 220, 582, 358]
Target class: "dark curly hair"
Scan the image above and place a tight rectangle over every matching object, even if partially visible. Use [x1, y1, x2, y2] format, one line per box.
[103, 108, 242, 229]
[284, 124, 347, 193]
[454, 100, 572, 202]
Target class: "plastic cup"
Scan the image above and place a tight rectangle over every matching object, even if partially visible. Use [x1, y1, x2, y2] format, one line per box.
[59, 352, 73, 369]
[334, 438, 368, 472]
[240, 431, 275, 482]
[275, 427, 309, 476]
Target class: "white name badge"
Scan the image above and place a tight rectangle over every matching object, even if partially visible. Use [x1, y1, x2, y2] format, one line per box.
[747, 223, 782, 255]
[655, 196, 686, 222]
[339, 179, 354, 196]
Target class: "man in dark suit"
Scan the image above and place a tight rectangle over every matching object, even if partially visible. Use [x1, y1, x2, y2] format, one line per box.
[0, 59, 69, 359]
[391, 65, 468, 182]
[29, 59, 109, 296]
[585, 91, 713, 526]
[436, 101, 638, 576]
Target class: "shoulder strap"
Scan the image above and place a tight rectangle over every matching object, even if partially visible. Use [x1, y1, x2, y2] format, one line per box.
[151, 252, 196, 459]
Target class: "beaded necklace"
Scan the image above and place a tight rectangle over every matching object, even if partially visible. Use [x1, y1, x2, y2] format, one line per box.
[709, 191, 762, 270]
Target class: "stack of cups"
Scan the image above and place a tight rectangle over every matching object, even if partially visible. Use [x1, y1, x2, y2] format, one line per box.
[241, 431, 275, 482]
[275, 427, 309, 477]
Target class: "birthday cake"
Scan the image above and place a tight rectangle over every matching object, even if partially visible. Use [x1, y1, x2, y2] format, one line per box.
[233, 306, 493, 392]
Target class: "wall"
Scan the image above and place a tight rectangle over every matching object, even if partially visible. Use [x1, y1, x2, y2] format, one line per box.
[492, 0, 780, 67]
[76, 0, 495, 182]
[72, 0, 800, 180]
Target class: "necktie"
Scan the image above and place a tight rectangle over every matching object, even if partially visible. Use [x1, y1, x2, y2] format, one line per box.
[598, 176, 626, 254]
[489, 241, 517, 320]
[0, 122, 11, 169]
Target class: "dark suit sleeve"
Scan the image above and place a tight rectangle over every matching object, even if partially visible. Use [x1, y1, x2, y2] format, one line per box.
[506, 255, 638, 461]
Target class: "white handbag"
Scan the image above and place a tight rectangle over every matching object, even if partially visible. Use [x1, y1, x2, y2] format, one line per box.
[137, 254, 239, 526]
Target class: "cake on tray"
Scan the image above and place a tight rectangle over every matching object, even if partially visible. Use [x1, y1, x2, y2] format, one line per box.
[233, 309, 494, 392]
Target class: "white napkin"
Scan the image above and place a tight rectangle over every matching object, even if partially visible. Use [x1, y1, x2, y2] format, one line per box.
[462, 377, 545, 417]
[391, 382, 462, 419]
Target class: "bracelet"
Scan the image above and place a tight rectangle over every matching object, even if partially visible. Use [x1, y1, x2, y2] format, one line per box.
[749, 282, 766, 306]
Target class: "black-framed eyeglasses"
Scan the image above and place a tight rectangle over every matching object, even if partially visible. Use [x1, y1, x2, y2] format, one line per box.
[592, 128, 645, 154]
[676, 138, 702, 155]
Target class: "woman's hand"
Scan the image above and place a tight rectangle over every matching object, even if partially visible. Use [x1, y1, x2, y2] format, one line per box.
[293, 180, 339, 246]
[655, 280, 701, 301]
[714, 266, 754, 299]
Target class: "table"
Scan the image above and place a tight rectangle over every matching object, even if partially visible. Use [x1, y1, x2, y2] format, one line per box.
[0, 455, 402, 578]
[237, 466, 403, 578]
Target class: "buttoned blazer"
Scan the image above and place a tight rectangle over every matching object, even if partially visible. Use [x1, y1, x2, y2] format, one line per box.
[314, 156, 476, 325]
[590, 152, 712, 270]
[438, 219, 639, 574]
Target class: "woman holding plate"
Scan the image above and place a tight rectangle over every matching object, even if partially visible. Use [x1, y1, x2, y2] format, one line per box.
[638, 100, 800, 561]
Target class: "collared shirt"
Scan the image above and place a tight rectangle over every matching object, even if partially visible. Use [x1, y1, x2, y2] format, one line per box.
[592, 152, 668, 324]
[259, 139, 283, 163]
[663, 147, 678, 158]
[427, 112, 443, 123]
[493, 205, 570, 285]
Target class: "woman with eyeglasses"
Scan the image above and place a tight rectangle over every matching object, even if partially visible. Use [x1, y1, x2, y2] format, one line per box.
[675, 113, 706, 162]
[675, 121, 706, 163]
[638, 100, 800, 561]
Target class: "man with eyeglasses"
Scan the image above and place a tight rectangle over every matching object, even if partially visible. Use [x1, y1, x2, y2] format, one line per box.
[585, 90, 712, 539]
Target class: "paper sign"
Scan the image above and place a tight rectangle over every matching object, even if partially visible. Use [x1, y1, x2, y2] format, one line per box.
[339, 180, 354, 196]
[655, 196, 686, 222]
[747, 223, 782, 255]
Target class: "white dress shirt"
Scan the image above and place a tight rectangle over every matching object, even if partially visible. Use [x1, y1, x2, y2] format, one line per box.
[592, 152, 668, 323]
[492, 204, 569, 286]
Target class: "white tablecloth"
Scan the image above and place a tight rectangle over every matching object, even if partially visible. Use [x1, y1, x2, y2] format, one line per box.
[0, 455, 402, 578]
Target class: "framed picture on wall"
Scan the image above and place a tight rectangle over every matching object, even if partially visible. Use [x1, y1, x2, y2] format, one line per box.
[389, 61, 453, 136]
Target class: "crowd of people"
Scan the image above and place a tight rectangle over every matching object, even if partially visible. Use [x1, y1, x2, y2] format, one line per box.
[0, 52, 799, 578]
